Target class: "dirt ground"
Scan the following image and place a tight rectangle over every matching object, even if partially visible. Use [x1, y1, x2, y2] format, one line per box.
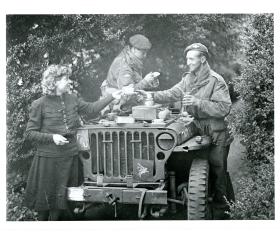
[227, 136, 248, 194]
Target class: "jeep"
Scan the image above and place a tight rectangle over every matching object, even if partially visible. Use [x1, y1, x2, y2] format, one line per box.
[67, 104, 233, 220]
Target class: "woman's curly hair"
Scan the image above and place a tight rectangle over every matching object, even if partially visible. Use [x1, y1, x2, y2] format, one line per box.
[41, 64, 72, 95]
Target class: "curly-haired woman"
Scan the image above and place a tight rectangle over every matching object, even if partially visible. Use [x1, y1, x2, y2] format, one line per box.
[24, 64, 124, 220]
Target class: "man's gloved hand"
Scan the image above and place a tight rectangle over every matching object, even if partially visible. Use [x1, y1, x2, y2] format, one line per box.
[144, 72, 160, 88]
[182, 94, 200, 106]
[149, 78, 159, 88]
[143, 72, 154, 83]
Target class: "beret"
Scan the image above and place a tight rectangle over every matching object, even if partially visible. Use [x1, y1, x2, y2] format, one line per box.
[184, 43, 209, 57]
[129, 34, 152, 50]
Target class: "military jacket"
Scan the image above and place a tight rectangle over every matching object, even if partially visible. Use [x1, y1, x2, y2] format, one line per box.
[106, 50, 150, 90]
[154, 64, 232, 132]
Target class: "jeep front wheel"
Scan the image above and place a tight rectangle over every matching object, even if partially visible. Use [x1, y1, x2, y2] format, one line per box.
[187, 158, 211, 220]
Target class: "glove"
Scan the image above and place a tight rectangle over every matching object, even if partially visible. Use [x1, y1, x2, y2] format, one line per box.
[143, 72, 154, 83]
[144, 72, 160, 87]
[149, 78, 159, 88]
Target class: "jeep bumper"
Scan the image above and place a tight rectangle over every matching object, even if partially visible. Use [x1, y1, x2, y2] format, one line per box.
[67, 186, 167, 205]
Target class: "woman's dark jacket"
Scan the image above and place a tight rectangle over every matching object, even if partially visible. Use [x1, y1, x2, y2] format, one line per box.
[25, 93, 113, 157]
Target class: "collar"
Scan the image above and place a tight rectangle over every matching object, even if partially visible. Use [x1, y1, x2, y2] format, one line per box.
[191, 62, 210, 83]
[186, 62, 211, 93]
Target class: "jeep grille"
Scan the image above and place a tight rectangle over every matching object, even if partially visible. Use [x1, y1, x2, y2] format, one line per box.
[90, 130, 155, 177]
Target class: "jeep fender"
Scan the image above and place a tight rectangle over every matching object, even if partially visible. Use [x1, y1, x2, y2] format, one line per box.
[173, 136, 211, 152]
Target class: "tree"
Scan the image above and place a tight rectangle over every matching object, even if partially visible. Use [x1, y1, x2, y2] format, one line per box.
[7, 14, 244, 173]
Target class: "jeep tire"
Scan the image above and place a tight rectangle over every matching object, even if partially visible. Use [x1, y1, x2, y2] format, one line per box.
[187, 158, 211, 220]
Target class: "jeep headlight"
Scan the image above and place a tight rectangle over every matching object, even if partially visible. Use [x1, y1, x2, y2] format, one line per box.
[156, 133, 175, 151]
[77, 130, 90, 150]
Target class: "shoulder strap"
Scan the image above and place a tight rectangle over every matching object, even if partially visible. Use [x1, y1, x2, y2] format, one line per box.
[210, 70, 227, 85]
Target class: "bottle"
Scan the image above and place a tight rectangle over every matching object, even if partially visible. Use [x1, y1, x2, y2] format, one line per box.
[181, 91, 191, 114]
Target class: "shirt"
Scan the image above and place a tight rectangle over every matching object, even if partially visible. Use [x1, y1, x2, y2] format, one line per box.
[154, 62, 232, 133]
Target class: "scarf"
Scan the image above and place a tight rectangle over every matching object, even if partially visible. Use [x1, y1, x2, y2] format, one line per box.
[119, 46, 144, 75]
[187, 62, 211, 94]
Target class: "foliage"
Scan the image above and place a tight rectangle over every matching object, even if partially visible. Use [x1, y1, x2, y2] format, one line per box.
[7, 14, 244, 173]
[233, 14, 274, 162]
[229, 160, 274, 220]
[6, 14, 251, 220]
[7, 172, 37, 221]
[227, 14, 274, 220]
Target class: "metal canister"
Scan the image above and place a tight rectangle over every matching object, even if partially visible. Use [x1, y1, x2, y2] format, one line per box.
[144, 92, 154, 106]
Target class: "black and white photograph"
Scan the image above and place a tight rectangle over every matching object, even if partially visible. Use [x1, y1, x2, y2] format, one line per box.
[1, 0, 279, 232]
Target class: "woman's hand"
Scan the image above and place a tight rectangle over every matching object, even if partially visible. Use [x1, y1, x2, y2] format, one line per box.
[53, 134, 69, 145]
[122, 84, 135, 95]
[112, 84, 135, 100]
[111, 90, 123, 100]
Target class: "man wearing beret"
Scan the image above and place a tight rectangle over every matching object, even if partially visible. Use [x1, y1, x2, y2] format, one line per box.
[106, 34, 157, 90]
[100, 34, 158, 113]
[152, 43, 234, 219]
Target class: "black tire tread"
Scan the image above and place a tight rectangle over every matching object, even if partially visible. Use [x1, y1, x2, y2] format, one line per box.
[187, 158, 209, 220]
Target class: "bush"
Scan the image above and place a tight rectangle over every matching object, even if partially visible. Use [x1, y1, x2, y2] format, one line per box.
[6, 14, 245, 220]
[7, 14, 244, 173]
[233, 14, 274, 162]
[229, 160, 274, 219]
[228, 14, 274, 219]
[7, 173, 37, 221]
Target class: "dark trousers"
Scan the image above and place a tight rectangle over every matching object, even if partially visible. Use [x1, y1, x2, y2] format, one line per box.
[194, 121, 231, 204]
[209, 143, 229, 203]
